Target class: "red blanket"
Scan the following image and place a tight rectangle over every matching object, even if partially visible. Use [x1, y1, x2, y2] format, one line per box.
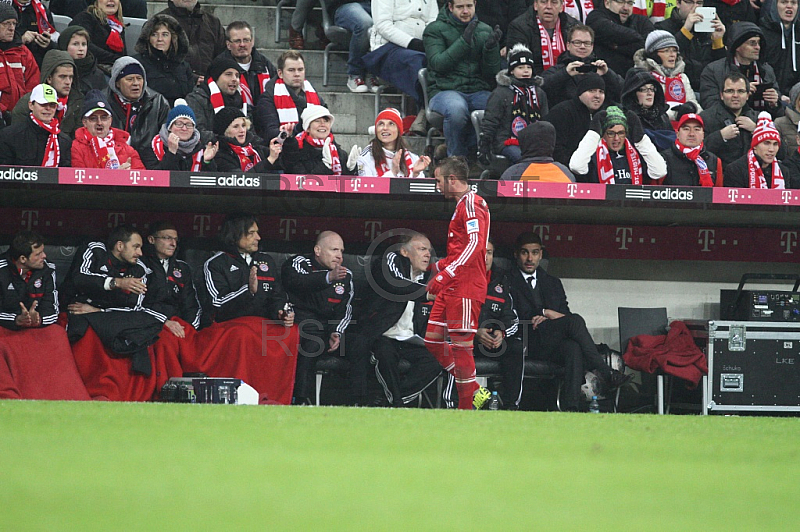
[71, 318, 192, 401]
[623, 320, 708, 387]
[191, 317, 299, 405]
[0, 325, 90, 400]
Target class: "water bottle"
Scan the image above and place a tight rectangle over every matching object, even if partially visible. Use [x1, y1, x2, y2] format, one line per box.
[589, 395, 600, 414]
[488, 391, 501, 411]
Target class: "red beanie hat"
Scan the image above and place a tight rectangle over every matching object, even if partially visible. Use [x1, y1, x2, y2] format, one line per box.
[751, 111, 781, 148]
[375, 107, 404, 135]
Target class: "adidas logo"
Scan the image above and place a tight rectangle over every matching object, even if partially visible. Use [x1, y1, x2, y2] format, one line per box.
[7, 283, 14, 290]
[230, 265, 239, 272]
[100, 265, 108, 272]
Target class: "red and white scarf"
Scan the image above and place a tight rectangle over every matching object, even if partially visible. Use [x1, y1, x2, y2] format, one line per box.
[228, 142, 261, 171]
[596, 138, 642, 185]
[151, 135, 204, 171]
[296, 131, 341, 175]
[14, 0, 56, 34]
[239, 72, 272, 106]
[78, 128, 121, 169]
[632, 0, 666, 21]
[538, 16, 565, 71]
[376, 148, 414, 177]
[31, 115, 60, 167]
[55, 95, 68, 125]
[650, 71, 686, 106]
[274, 79, 321, 126]
[105, 15, 124, 53]
[562, 0, 594, 23]
[207, 76, 247, 115]
[747, 149, 785, 189]
[676, 139, 713, 187]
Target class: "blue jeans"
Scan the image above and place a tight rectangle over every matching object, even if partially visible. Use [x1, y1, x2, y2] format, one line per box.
[429, 90, 490, 157]
[334, 1, 373, 77]
[501, 145, 522, 164]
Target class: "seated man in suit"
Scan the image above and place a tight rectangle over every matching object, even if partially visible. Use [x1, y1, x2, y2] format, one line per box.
[508, 231, 630, 411]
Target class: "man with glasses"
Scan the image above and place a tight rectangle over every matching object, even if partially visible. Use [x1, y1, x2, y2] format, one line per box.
[655, 0, 726, 88]
[0, 4, 39, 125]
[699, 22, 781, 115]
[586, 0, 655, 75]
[700, 71, 761, 168]
[540, 24, 623, 106]
[506, 0, 579, 75]
[215, 21, 277, 107]
[71, 89, 145, 169]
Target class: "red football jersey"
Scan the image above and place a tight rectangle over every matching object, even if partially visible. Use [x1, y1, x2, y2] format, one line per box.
[435, 191, 490, 302]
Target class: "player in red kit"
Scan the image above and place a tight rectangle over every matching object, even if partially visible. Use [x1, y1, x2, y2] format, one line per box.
[425, 156, 493, 410]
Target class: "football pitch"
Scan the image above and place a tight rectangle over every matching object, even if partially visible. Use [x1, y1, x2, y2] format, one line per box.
[2, 401, 799, 531]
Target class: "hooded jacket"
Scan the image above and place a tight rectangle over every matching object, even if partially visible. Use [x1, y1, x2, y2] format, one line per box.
[133, 14, 196, 104]
[482, 70, 548, 155]
[698, 22, 781, 113]
[0, 35, 39, 115]
[585, 4, 655, 75]
[544, 94, 605, 166]
[12, 50, 83, 137]
[540, 50, 624, 107]
[422, 5, 502, 97]
[157, 0, 227, 75]
[69, 9, 127, 67]
[71, 126, 145, 169]
[633, 48, 701, 120]
[620, 68, 673, 132]
[57, 25, 107, 94]
[655, 7, 727, 88]
[761, 4, 800, 94]
[500, 120, 575, 181]
[102, 56, 171, 155]
[506, 9, 580, 75]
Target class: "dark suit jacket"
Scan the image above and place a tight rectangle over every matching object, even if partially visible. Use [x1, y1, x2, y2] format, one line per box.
[508, 266, 570, 322]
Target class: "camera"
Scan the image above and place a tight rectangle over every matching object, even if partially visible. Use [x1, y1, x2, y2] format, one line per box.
[276, 130, 289, 145]
[576, 63, 596, 74]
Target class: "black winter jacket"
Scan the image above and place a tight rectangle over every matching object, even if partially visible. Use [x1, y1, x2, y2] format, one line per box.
[214, 132, 276, 173]
[141, 253, 202, 329]
[281, 134, 353, 175]
[705, 0, 758, 32]
[699, 102, 757, 167]
[133, 14, 196, 104]
[655, 8, 727, 88]
[659, 143, 720, 186]
[0, 117, 72, 166]
[723, 153, 793, 188]
[785, 149, 800, 184]
[476, 0, 527, 49]
[482, 70, 548, 155]
[184, 83, 253, 137]
[761, 17, 800, 94]
[157, 1, 227, 76]
[13, 1, 56, 67]
[202, 249, 288, 323]
[103, 87, 171, 155]
[620, 68, 672, 132]
[544, 96, 603, 165]
[282, 254, 354, 337]
[0, 251, 59, 330]
[140, 129, 218, 171]
[506, 10, 579, 75]
[254, 78, 327, 141]
[215, 49, 278, 105]
[479, 268, 519, 339]
[540, 50, 624, 107]
[69, 11, 127, 68]
[585, 5, 655, 75]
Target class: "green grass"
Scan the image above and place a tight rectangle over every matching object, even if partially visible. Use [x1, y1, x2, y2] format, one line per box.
[2, 401, 800, 531]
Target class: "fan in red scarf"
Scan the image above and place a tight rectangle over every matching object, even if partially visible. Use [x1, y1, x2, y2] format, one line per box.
[534, 0, 566, 71]
[213, 106, 264, 171]
[296, 104, 341, 175]
[746, 111, 785, 189]
[28, 84, 62, 167]
[352, 107, 430, 177]
[104, 5, 125, 53]
[206, 56, 247, 115]
[674, 113, 714, 187]
[13, 0, 57, 44]
[595, 106, 643, 185]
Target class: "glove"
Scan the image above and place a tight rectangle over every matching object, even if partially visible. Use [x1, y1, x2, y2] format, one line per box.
[322, 137, 333, 170]
[347, 144, 360, 171]
[625, 111, 645, 143]
[672, 102, 698, 119]
[589, 110, 606, 135]
[484, 25, 502, 50]
[477, 136, 492, 167]
[408, 38, 425, 53]
[462, 19, 478, 45]
[427, 272, 449, 296]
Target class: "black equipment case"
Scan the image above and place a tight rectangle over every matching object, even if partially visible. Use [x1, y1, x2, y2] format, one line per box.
[689, 321, 800, 414]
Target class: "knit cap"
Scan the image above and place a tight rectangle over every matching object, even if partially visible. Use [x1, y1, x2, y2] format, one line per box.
[214, 106, 245, 137]
[751, 111, 781, 148]
[207, 55, 243, 82]
[167, 99, 197, 129]
[0, 2, 18, 23]
[507, 43, 535, 73]
[301, 104, 334, 131]
[645, 30, 679, 54]
[375, 107, 403, 135]
[576, 72, 605, 95]
[603, 106, 628, 131]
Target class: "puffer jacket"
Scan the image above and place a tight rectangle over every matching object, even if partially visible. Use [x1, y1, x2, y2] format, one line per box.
[698, 22, 781, 114]
[156, 0, 227, 76]
[506, 9, 579, 75]
[422, 6, 502, 97]
[586, 5, 655, 75]
[133, 14, 196, 104]
[102, 56, 171, 154]
[70, 126, 145, 169]
[12, 50, 83, 137]
[370, 0, 439, 50]
[659, 142, 721, 186]
[0, 38, 39, 115]
[633, 48, 701, 120]
[481, 69, 548, 155]
[621, 68, 673, 132]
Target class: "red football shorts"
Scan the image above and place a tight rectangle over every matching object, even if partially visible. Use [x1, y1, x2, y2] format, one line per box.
[427, 294, 481, 334]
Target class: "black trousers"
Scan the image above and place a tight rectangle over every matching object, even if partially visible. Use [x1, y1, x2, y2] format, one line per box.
[372, 337, 442, 406]
[529, 314, 611, 410]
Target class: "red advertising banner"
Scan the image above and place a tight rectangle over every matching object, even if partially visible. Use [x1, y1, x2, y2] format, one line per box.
[58, 168, 171, 187]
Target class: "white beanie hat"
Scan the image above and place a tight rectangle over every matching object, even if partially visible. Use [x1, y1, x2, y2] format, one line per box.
[302, 104, 334, 131]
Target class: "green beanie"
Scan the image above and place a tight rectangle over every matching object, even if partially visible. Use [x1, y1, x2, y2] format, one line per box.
[603, 106, 627, 132]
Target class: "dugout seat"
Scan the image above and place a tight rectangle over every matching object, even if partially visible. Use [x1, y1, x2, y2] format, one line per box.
[470, 110, 509, 180]
[618, 307, 672, 414]
[417, 68, 444, 150]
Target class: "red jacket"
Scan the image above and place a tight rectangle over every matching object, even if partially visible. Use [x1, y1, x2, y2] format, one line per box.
[0, 43, 39, 113]
[623, 320, 708, 387]
[71, 127, 146, 169]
